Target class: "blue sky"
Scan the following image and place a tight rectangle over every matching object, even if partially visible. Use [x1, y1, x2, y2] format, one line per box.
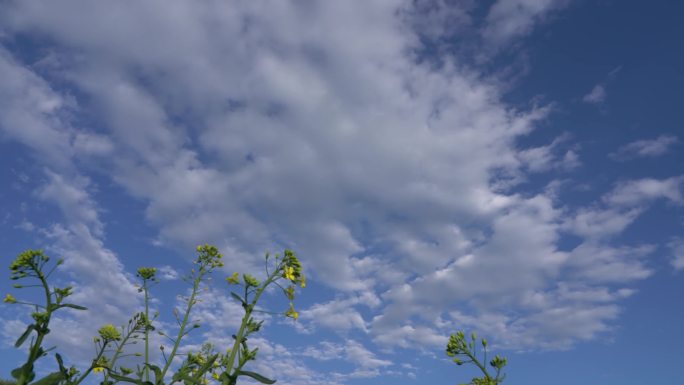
[1, 1, 683, 384]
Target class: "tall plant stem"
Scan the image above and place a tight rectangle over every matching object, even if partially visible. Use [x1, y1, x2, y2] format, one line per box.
[143, 280, 151, 382]
[72, 341, 108, 385]
[223, 275, 275, 376]
[103, 325, 137, 384]
[159, 272, 203, 380]
[464, 350, 492, 381]
[17, 266, 52, 385]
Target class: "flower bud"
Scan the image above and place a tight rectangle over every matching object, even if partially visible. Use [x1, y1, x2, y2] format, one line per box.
[3, 294, 17, 303]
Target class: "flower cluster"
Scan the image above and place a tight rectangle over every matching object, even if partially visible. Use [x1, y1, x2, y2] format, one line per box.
[281, 249, 305, 288]
[9, 249, 58, 280]
[4, 245, 317, 385]
[97, 324, 122, 342]
[446, 331, 507, 385]
[279, 250, 304, 320]
[195, 244, 224, 270]
[136, 267, 157, 281]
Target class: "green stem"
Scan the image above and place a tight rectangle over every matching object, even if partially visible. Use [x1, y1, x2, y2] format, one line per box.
[464, 350, 491, 381]
[71, 341, 108, 385]
[17, 266, 53, 385]
[143, 280, 151, 382]
[223, 274, 276, 376]
[159, 271, 203, 381]
[104, 325, 137, 384]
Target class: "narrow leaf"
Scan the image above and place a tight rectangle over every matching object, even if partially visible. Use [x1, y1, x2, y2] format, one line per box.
[144, 364, 162, 385]
[175, 374, 200, 385]
[108, 372, 142, 384]
[15, 324, 35, 347]
[28, 371, 65, 385]
[55, 353, 67, 374]
[230, 292, 246, 306]
[237, 370, 276, 384]
[55, 353, 64, 369]
[60, 303, 88, 311]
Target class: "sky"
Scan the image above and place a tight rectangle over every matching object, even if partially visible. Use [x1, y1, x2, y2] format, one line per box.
[0, 1, 683, 384]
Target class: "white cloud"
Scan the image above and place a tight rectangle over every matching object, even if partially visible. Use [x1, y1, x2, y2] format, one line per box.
[303, 340, 392, 370]
[0, 42, 141, 370]
[603, 176, 684, 207]
[582, 84, 606, 104]
[564, 207, 643, 239]
[15, 219, 35, 232]
[609, 135, 679, 160]
[483, 0, 572, 45]
[517, 133, 581, 173]
[669, 238, 684, 271]
[157, 265, 180, 280]
[0, 47, 75, 169]
[301, 300, 367, 333]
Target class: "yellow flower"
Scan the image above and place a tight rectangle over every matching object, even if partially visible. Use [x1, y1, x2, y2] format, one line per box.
[211, 373, 219, 380]
[3, 294, 17, 303]
[226, 272, 239, 285]
[282, 266, 295, 281]
[299, 276, 306, 288]
[92, 367, 104, 374]
[284, 304, 299, 320]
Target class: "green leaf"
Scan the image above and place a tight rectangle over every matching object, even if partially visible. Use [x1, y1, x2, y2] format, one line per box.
[60, 303, 88, 311]
[175, 374, 200, 385]
[15, 324, 35, 347]
[55, 353, 64, 368]
[230, 292, 246, 306]
[12, 363, 35, 383]
[143, 364, 162, 385]
[107, 372, 143, 385]
[28, 371, 65, 385]
[236, 370, 276, 384]
[55, 353, 67, 375]
[11, 366, 25, 380]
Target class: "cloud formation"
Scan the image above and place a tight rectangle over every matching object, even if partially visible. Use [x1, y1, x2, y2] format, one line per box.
[0, 2, 679, 381]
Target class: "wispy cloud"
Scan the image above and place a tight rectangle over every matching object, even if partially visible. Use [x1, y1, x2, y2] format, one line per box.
[609, 135, 679, 160]
[582, 66, 621, 105]
[582, 84, 606, 104]
[669, 238, 684, 271]
[482, 0, 573, 46]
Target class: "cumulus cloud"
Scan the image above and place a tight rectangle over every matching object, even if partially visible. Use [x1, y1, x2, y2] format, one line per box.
[299, 297, 370, 334]
[609, 135, 679, 160]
